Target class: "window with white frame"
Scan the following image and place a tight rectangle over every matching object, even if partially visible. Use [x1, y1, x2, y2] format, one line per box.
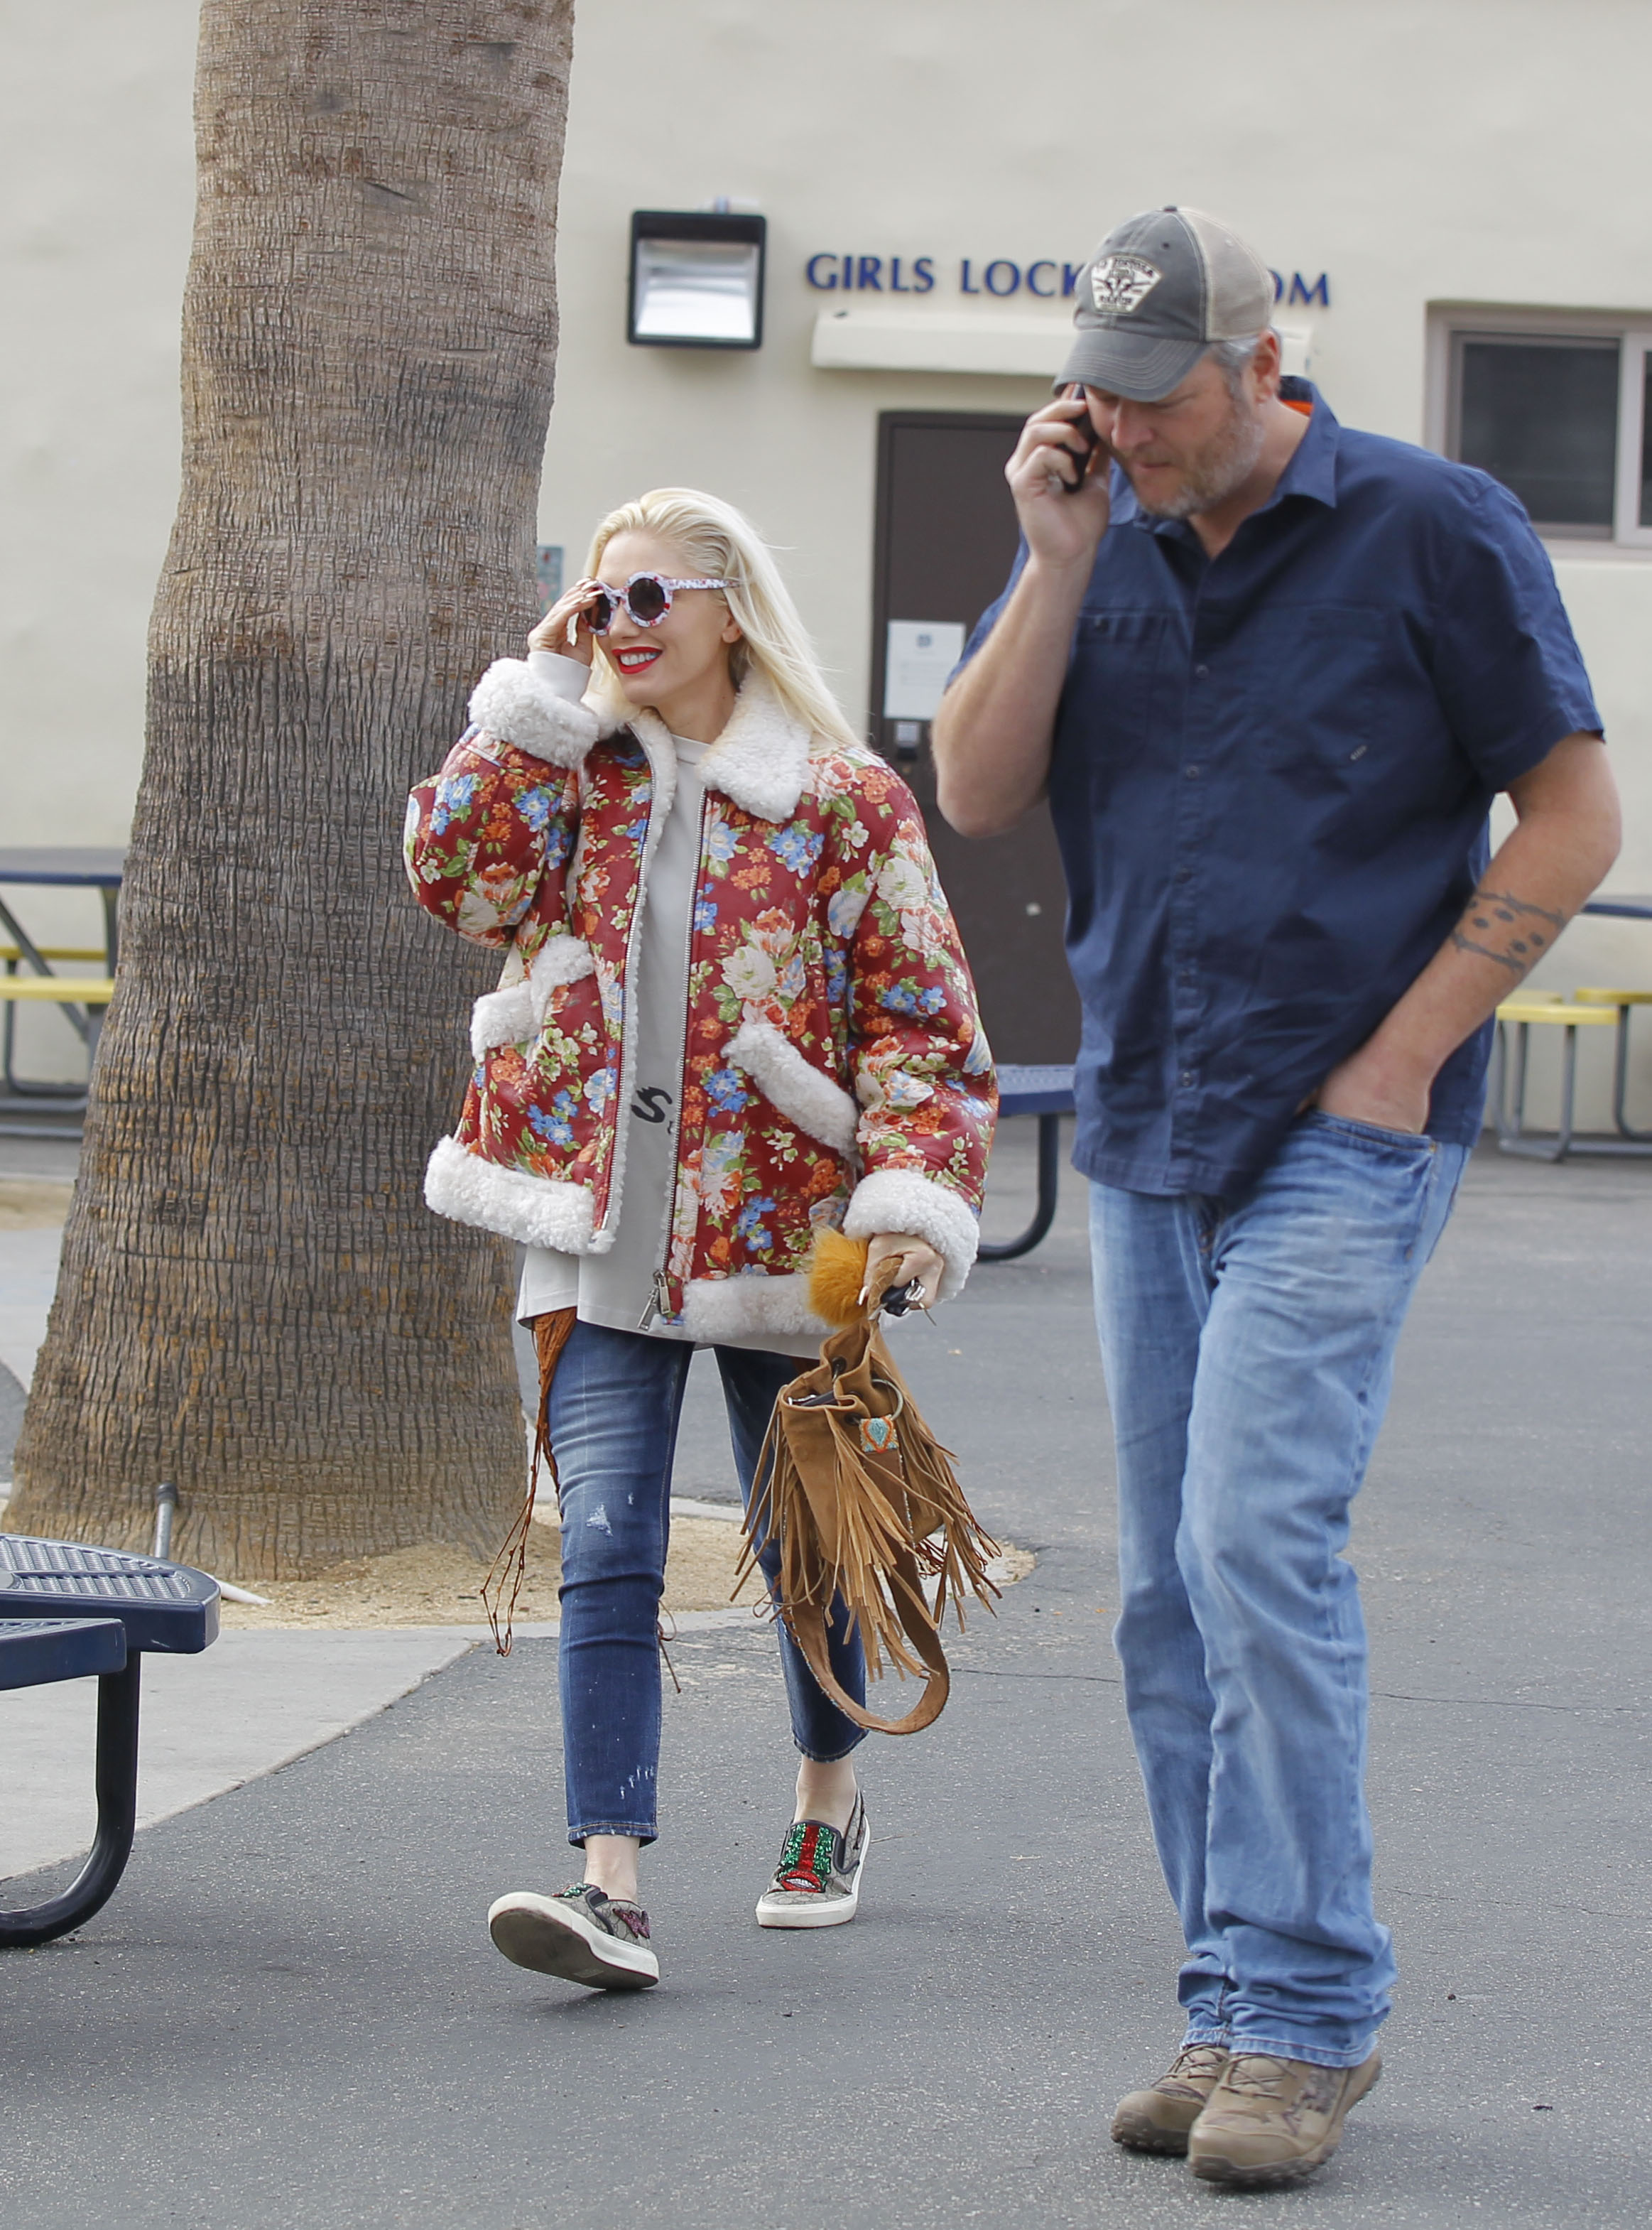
[1430, 311, 1652, 548]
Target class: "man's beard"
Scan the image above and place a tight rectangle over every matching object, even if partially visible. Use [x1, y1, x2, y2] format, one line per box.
[1125, 396, 1268, 521]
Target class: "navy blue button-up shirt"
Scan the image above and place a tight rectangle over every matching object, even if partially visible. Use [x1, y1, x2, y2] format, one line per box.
[957, 380, 1602, 1196]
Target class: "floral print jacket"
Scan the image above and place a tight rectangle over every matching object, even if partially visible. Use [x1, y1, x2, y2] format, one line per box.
[403, 655, 997, 1344]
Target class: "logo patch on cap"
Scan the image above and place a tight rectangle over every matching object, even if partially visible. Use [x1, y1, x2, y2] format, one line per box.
[1090, 253, 1163, 315]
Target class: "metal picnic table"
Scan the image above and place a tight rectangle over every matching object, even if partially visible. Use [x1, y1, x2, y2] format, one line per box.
[1489, 894, 1652, 1159]
[0, 846, 125, 1137]
[0, 1532, 219, 1947]
[979, 1063, 1075, 1262]
[1580, 894, 1652, 921]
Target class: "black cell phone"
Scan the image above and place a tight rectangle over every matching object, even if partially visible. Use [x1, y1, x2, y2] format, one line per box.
[1060, 382, 1099, 494]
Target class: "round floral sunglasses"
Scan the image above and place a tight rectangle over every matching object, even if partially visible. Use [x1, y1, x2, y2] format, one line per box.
[585, 570, 732, 634]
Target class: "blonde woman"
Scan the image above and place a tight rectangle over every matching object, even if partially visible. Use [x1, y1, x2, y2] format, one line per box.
[405, 489, 996, 1991]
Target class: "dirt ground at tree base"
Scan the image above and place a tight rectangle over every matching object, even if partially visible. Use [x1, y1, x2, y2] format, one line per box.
[217, 1515, 756, 1630]
[0, 1178, 75, 1230]
[216, 1518, 1035, 1630]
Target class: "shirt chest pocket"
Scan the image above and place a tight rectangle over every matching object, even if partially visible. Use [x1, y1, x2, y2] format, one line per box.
[1248, 605, 1390, 775]
[1069, 611, 1170, 766]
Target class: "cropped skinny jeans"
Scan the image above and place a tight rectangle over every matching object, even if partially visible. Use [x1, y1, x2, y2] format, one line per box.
[550, 1321, 866, 1846]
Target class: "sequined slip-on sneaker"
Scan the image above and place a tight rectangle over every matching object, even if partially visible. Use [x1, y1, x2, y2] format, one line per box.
[754, 1797, 869, 1929]
[487, 1883, 660, 1990]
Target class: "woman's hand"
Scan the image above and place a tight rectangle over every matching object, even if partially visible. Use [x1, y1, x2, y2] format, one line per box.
[528, 578, 604, 666]
[862, 1233, 945, 1311]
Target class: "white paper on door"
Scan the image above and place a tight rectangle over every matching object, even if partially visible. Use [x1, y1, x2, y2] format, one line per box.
[883, 620, 966, 720]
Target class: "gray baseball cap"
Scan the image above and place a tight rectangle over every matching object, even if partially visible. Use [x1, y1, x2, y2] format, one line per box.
[1057, 207, 1274, 401]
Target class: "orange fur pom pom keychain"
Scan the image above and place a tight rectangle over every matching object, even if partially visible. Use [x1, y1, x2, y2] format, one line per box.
[807, 1228, 873, 1329]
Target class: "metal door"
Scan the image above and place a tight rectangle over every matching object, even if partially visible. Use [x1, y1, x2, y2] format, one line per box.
[869, 412, 1080, 1067]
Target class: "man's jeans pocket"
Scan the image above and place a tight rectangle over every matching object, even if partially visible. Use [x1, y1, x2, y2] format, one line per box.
[1291, 1111, 1466, 1274]
[1300, 1108, 1438, 1155]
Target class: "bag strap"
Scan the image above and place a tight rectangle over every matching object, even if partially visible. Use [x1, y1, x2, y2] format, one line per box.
[786, 1550, 951, 1736]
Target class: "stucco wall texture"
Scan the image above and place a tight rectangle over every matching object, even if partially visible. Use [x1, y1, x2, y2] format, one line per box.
[5, 0, 1651, 1120]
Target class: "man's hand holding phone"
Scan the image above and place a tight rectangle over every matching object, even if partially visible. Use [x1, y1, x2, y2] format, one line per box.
[1004, 385, 1112, 570]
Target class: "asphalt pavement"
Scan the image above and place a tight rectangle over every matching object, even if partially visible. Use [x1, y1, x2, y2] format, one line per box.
[2, 1123, 1650, 2229]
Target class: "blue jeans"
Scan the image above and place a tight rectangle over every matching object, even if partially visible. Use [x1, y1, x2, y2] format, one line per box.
[1089, 1113, 1468, 2068]
[550, 1321, 866, 1846]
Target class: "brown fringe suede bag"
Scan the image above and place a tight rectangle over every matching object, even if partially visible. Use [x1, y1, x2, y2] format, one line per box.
[735, 1231, 1000, 1735]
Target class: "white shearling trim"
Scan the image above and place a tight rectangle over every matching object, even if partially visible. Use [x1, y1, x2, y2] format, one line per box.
[468, 658, 601, 769]
[680, 1272, 829, 1343]
[469, 937, 597, 1059]
[529, 935, 598, 996]
[469, 981, 538, 1061]
[424, 1136, 600, 1253]
[842, 1167, 981, 1303]
[634, 672, 811, 824]
[724, 1019, 859, 1157]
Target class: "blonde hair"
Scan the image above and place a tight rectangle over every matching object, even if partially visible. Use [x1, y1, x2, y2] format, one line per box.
[583, 487, 862, 752]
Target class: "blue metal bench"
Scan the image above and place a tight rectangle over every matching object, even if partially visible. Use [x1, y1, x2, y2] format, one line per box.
[979, 1063, 1075, 1263]
[1, 1534, 219, 1947]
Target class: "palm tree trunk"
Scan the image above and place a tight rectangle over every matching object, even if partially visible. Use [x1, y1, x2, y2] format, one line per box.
[9, 1, 575, 1576]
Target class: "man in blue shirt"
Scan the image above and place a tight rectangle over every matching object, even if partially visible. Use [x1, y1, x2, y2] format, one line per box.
[933, 205, 1619, 2188]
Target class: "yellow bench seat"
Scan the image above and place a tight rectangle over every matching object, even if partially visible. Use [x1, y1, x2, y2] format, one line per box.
[1494, 997, 1614, 1027]
[1492, 991, 1652, 1159]
[0, 977, 114, 1005]
[1, 946, 107, 965]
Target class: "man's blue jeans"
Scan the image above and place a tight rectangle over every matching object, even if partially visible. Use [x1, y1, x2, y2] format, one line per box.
[550, 1321, 866, 1847]
[1089, 1112, 1468, 2068]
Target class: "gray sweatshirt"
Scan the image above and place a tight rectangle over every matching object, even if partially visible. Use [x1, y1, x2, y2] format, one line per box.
[513, 651, 819, 1359]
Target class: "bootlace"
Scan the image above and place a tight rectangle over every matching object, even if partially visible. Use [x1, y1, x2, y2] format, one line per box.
[1221, 2054, 1293, 2098]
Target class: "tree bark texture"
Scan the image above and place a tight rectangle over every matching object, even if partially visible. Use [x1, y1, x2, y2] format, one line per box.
[11, 1, 574, 1576]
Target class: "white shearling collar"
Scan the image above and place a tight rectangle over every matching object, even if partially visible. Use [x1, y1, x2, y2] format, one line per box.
[627, 671, 812, 824]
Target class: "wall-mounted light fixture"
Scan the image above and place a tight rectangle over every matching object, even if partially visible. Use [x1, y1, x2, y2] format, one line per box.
[628, 210, 767, 351]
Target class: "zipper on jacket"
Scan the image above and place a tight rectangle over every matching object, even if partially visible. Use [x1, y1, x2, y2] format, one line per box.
[636, 1267, 671, 1333]
[641, 781, 710, 1326]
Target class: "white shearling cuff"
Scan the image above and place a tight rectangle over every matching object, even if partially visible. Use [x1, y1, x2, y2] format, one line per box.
[468, 658, 600, 769]
[424, 1136, 598, 1253]
[842, 1167, 981, 1302]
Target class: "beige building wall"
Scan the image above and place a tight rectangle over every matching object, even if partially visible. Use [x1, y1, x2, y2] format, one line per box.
[5, 0, 1652, 1121]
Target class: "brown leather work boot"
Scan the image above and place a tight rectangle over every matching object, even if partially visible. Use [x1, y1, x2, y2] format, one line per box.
[1109, 2043, 1231, 2154]
[1188, 2049, 1381, 2185]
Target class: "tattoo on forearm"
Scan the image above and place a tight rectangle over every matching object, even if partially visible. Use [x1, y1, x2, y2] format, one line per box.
[1450, 887, 1567, 978]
